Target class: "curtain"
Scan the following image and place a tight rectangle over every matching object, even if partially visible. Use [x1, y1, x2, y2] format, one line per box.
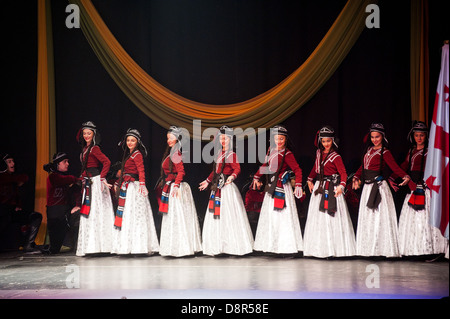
[35, 0, 57, 245]
[410, 0, 429, 124]
[70, 0, 374, 139]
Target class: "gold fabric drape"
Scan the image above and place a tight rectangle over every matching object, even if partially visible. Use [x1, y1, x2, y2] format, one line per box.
[410, 0, 429, 123]
[35, 0, 57, 244]
[71, 0, 373, 139]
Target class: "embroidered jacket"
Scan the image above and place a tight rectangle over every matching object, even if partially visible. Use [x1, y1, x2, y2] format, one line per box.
[80, 145, 111, 179]
[206, 151, 241, 183]
[161, 150, 185, 187]
[354, 147, 408, 181]
[253, 148, 302, 187]
[307, 150, 347, 188]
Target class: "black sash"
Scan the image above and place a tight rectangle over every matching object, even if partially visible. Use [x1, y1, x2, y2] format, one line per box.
[363, 169, 384, 210]
[316, 174, 340, 216]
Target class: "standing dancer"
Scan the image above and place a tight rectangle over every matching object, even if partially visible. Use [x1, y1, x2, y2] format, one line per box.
[158, 126, 202, 257]
[251, 125, 304, 255]
[199, 126, 254, 256]
[76, 121, 114, 256]
[304, 126, 356, 258]
[391, 121, 447, 257]
[352, 123, 410, 258]
[112, 129, 159, 255]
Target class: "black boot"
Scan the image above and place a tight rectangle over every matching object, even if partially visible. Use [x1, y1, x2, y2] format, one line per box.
[24, 212, 43, 254]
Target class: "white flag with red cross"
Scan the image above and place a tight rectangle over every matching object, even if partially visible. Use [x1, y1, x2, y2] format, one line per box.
[424, 43, 449, 239]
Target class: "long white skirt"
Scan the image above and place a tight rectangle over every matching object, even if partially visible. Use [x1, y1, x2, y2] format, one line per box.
[76, 175, 115, 256]
[355, 181, 400, 257]
[111, 181, 160, 255]
[159, 182, 202, 257]
[202, 183, 254, 256]
[254, 184, 303, 254]
[398, 188, 448, 256]
[303, 181, 356, 258]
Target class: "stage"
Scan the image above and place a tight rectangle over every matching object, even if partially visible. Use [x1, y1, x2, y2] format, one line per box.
[0, 251, 448, 300]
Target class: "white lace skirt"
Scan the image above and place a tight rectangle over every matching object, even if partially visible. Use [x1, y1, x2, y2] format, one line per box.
[303, 181, 356, 258]
[111, 181, 160, 255]
[356, 181, 400, 257]
[76, 175, 115, 256]
[254, 184, 303, 254]
[202, 183, 254, 256]
[398, 189, 448, 256]
[159, 182, 202, 257]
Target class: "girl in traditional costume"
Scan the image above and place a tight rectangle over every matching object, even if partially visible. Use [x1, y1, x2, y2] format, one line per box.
[352, 123, 410, 257]
[76, 121, 115, 256]
[390, 121, 447, 257]
[303, 126, 356, 258]
[251, 125, 304, 255]
[199, 126, 254, 256]
[112, 129, 159, 255]
[158, 126, 202, 257]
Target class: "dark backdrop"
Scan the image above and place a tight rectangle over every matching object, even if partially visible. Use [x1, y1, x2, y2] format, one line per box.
[2, 0, 449, 231]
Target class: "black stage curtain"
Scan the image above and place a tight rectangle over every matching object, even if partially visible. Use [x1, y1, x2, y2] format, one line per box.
[2, 0, 449, 231]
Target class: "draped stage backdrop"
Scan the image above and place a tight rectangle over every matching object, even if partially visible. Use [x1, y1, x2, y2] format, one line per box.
[1, 0, 448, 244]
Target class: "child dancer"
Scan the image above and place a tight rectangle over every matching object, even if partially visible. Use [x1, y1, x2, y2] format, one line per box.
[76, 121, 115, 256]
[391, 121, 447, 257]
[251, 125, 304, 255]
[352, 123, 410, 258]
[158, 126, 202, 257]
[199, 126, 254, 256]
[304, 126, 356, 258]
[112, 129, 159, 255]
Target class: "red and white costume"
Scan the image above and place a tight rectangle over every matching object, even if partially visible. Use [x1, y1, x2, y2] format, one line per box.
[159, 150, 202, 257]
[253, 148, 304, 254]
[394, 149, 447, 256]
[76, 144, 115, 256]
[112, 150, 159, 255]
[303, 150, 356, 258]
[202, 150, 254, 256]
[353, 147, 408, 257]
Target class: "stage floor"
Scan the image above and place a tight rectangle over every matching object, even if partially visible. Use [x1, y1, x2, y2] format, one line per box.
[0, 251, 448, 299]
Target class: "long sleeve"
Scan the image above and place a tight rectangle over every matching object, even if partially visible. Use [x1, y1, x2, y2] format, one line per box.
[171, 151, 185, 187]
[90, 146, 111, 179]
[383, 150, 409, 179]
[284, 150, 302, 187]
[206, 151, 241, 183]
[82, 145, 111, 179]
[130, 151, 146, 185]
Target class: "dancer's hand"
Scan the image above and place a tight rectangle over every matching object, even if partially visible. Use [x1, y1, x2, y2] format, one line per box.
[172, 186, 180, 198]
[102, 179, 112, 191]
[139, 184, 148, 197]
[307, 180, 314, 193]
[199, 180, 209, 191]
[352, 177, 361, 190]
[294, 186, 303, 199]
[398, 175, 410, 187]
[225, 176, 234, 185]
[334, 185, 344, 197]
[388, 179, 399, 192]
[251, 179, 262, 190]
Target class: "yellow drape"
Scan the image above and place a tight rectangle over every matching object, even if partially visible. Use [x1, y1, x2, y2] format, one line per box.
[71, 0, 374, 139]
[35, 0, 56, 244]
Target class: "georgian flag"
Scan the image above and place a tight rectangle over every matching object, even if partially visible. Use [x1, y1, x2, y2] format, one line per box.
[424, 43, 449, 239]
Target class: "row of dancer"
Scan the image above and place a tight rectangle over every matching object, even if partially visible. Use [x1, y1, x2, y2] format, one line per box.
[43, 121, 448, 258]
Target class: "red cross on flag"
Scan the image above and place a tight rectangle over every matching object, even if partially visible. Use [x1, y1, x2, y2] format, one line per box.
[424, 43, 449, 239]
